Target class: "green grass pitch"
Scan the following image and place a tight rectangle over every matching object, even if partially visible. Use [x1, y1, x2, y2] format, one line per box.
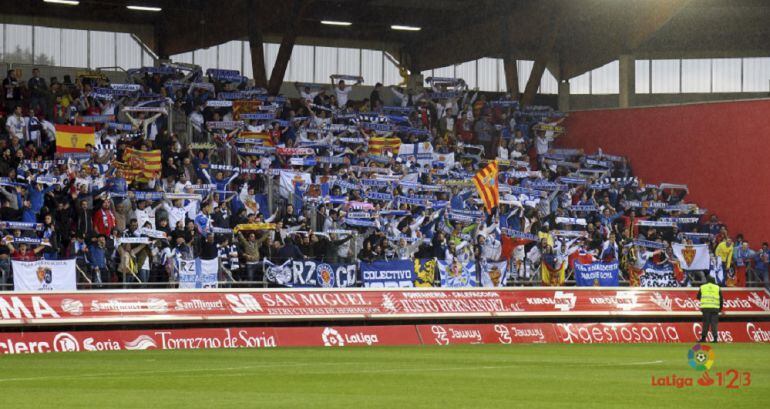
[0, 343, 767, 408]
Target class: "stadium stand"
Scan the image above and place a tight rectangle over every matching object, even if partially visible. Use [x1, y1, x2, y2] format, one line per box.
[0, 60, 766, 291]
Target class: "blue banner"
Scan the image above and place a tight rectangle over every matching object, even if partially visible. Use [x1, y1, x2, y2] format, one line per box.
[264, 259, 356, 288]
[574, 261, 619, 287]
[438, 259, 477, 288]
[177, 258, 219, 289]
[640, 260, 683, 288]
[361, 260, 416, 288]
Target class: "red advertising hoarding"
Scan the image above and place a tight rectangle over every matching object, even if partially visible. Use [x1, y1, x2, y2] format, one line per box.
[0, 288, 768, 326]
[1, 321, 769, 355]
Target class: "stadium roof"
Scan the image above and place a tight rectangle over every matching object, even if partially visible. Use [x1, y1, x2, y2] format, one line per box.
[5, 0, 770, 80]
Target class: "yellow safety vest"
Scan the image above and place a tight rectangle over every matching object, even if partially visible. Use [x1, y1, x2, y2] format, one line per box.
[699, 283, 721, 309]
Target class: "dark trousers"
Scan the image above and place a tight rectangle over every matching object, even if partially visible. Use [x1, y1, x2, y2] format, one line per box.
[699, 309, 720, 342]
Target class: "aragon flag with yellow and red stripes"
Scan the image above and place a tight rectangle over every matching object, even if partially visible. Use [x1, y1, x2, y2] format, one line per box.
[119, 148, 162, 182]
[472, 160, 499, 214]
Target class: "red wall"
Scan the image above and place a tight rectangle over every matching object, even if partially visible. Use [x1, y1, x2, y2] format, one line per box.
[557, 99, 770, 245]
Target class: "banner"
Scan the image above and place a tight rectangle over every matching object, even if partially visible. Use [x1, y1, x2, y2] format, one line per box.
[640, 260, 681, 288]
[541, 255, 567, 286]
[361, 260, 416, 288]
[12, 259, 76, 291]
[438, 259, 477, 288]
[671, 243, 710, 270]
[177, 258, 219, 289]
[264, 259, 357, 288]
[574, 261, 620, 287]
[55, 125, 95, 154]
[480, 260, 508, 287]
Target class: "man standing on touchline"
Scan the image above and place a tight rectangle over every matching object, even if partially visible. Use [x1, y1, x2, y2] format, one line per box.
[697, 275, 723, 343]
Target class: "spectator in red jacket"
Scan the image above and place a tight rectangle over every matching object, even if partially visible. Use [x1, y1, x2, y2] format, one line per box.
[4, 238, 46, 261]
[93, 200, 116, 236]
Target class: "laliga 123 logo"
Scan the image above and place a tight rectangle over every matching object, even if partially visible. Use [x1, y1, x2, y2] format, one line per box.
[651, 344, 751, 389]
[688, 344, 715, 371]
[321, 328, 344, 347]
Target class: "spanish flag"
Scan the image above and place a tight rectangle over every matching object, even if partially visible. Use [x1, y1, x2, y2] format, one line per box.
[240, 131, 274, 147]
[472, 160, 499, 214]
[541, 254, 566, 286]
[55, 125, 95, 154]
[120, 148, 162, 182]
[367, 137, 401, 155]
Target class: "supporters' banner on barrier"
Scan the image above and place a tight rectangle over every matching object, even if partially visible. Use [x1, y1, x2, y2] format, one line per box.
[12, 259, 76, 291]
[361, 260, 416, 288]
[640, 260, 681, 288]
[1, 321, 769, 355]
[177, 258, 219, 289]
[0, 289, 767, 325]
[671, 243, 710, 270]
[55, 125, 95, 154]
[360, 258, 436, 288]
[438, 260, 477, 288]
[120, 149, 161, 182]
[480, 260, 508, 287]
[264, 259, 357, 288]
[574, 261, 620, 287]
[541, 256, 567, 286]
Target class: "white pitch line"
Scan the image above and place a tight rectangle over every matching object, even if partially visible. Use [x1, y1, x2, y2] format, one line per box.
[0, 361, 347, 383]
[128, 360, 670, 380]
[0, 359, 665, 383]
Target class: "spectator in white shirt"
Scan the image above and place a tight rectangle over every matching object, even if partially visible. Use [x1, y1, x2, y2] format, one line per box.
[6, 106, 27, 140]
[295, 82, 324, 104]
[189, 105, 204, 134]
[331, 79, 360, 108]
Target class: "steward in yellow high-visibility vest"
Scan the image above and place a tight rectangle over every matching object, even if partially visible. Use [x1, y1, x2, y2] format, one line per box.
[697, 275, 723, 343]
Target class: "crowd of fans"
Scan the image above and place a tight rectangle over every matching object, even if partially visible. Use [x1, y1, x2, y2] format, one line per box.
[0, 62, 767, 289]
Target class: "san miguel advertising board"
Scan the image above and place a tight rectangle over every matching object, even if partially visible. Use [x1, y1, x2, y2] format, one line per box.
[0, 288, 768, 325]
